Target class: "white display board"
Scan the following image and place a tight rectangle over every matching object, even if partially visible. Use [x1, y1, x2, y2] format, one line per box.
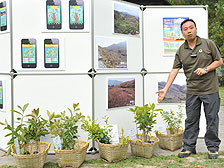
[143, 6, 208, 137]
[144, 73, 206, 137]
[0, 33, 11, 72]
[94, 74, 143, 137]
[0, 76, 12, 149]
[94, 0, 143, 72]
[144, 6, 208, 72]
[0, 2, 210, 151]
[12, 0, 91, 73]
[13, 75, 92, 152]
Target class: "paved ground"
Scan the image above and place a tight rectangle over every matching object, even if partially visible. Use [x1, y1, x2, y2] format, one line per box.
[1, 106, 224, 167]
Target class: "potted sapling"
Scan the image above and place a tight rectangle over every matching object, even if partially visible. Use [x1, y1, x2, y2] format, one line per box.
[155, 104, 184, 151]
[128, 103, 162, 158]
[0, 103, 51, 168]
[81, 116, 130, 162]
[47, 103, 89, 168]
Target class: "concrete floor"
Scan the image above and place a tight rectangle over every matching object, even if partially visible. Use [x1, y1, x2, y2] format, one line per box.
[1, 106, 224, 167]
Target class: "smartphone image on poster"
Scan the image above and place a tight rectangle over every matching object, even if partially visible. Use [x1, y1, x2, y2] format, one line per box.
[44, 38, 59, 68]
[0, 1, 7, 31]
[0, 81, 3, 109]
[46, 0, 61, 29]
[21, 39, 37, 68]
[69, 0, 84, 29]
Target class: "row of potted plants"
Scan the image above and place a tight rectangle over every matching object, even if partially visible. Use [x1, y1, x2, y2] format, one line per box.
[0, 102, 184, 168]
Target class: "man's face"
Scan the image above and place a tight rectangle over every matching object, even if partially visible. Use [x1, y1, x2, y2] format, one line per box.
[181, 21, 197, 41]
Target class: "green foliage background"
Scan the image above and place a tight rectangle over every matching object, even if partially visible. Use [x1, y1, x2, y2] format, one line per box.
[168, 0, 224, 85]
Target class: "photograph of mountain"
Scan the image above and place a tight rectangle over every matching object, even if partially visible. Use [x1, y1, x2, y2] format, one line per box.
[108, 77, 135, 109]
[96, 36, 127, 69]
[157, 74, 186, 103]
[113, 1, 140, 36]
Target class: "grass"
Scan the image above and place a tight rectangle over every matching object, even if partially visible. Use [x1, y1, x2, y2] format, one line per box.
[219, 87, 224, 106]
[1, 152, 224, 168]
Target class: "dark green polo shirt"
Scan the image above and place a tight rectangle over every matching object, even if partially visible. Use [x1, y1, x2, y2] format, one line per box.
[173, 36, 222, 95]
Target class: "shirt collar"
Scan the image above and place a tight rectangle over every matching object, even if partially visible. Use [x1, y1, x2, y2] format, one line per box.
[184, 36, 202, 49]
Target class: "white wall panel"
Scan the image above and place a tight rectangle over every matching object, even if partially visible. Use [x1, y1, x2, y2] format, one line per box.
[0, 75, 12, 149]
[144, 7, 208, 72]
[0, 33, 11, 72]
[13, 75, 92, 152]
[94, 74, 143, 136]
[12, 0, 91, 73]
[94, 0, 142, 72]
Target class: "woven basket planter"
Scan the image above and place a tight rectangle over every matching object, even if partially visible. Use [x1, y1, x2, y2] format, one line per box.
[54, 141, 89, 168]
[11, 142, 51, 168]
[155, 128, 183, 151]
[97, 139, 129, 163]
[130, 135, 159, 158]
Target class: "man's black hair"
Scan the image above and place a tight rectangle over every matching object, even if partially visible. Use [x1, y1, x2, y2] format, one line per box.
[180, 19, 197, 31]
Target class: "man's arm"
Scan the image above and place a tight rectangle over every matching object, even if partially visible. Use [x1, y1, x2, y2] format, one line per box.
[194, 59, 223, 76]
[156, 68, 180, 103]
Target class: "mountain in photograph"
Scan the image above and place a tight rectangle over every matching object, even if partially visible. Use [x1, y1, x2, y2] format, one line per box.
[158, 81, 186, 103]
[104, 41, 127, 56]
[108, 80, 123, 86]
[114, 10, 139, 36]
[98, 41, 127, 68]
[108, 79, 135, 108]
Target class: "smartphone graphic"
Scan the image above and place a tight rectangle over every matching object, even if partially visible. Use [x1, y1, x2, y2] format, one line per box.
[44, 38, 59, 68]
[0, 81, 3, 109]
[69, 0, 84, 29]
[21, 39, 37, 68]
[0, 1, 7, 31]
[46, 0, 61, 29]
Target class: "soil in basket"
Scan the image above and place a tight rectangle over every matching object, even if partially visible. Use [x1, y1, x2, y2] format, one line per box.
[24, 151, 31, 155]
[146, 141, 154, 144]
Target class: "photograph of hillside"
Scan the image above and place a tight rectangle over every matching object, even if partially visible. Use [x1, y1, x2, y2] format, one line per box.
[113, 1, 140, 36]
[96, 36, 127, 69]
[108, 78, 135, 109]
[157, 74, 186, 103]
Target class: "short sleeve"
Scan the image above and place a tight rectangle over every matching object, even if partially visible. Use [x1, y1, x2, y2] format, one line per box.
[173, 49, 182, 69]
[208, 40, 223, 61]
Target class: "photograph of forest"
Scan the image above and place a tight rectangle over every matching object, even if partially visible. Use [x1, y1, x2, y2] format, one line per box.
[113, 1, 140, 36]
[96, 36, 127, 69]
[108, 78, 135, 109]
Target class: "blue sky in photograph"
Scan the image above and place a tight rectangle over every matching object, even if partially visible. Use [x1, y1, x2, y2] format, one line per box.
[96, 36, 127, 48]
[114, 2, 139, 18]
[109, 78, 135, 83]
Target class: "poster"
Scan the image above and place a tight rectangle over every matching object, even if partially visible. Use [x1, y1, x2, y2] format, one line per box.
[157, 74, 186, 103]
[0, 0, 10, 35]
[96, 36, 127, 69]
[163, 17, 188, 56]
[41, 0, 90, 32]
[14, 35, 65, 71]
[0, 79, 5, 112]
[108, 77, 135, 109]
[113, 1, 140, 37]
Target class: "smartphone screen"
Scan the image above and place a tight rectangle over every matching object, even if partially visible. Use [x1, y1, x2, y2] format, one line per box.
[44, 38, 59, 68]
[21, 39, 37, 68]
[46, 0, 61, 29]
[0, 1, 7, 31]
[0, 81, 3, 109]
[69, 0, 84, 29]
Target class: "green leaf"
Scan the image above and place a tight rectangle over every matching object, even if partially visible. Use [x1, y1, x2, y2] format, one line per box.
[22, 103, 29, 112]
[12, 110, 22, 115]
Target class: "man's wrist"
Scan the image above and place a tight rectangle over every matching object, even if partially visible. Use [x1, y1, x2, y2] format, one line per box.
[203, 67, 208, 74]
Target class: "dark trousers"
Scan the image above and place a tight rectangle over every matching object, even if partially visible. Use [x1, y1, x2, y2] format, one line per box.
[183, 92, 221, 152]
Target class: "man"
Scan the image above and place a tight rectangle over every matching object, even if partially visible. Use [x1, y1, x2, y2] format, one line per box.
[157, 19, 223, 159]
